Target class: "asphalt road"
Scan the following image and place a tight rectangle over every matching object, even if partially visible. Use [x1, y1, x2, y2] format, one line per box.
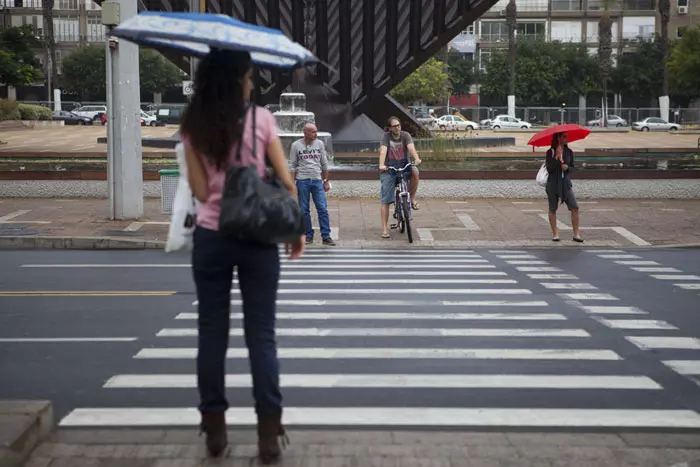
[1, 247, 699, 431]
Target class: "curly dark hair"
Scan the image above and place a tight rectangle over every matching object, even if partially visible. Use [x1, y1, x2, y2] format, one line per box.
[180, 48, 252, 171]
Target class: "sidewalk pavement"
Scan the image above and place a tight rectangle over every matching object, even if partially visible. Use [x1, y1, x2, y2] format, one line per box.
[0, 197, 699, 249]
[4, 401, 700, 467]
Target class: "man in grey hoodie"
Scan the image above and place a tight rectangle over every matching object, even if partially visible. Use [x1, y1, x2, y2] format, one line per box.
[289, 122, 336, 246]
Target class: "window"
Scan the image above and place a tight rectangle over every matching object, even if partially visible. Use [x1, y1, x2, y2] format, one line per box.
[586, 20, 619, 42]
[622, 0, 655, 9]
[53, 17, 79, 42]
[489, 0, 548, 12]
[479, 49, 492, 72]
[479, 21, 508, 42]
[678, 0, 688, 5]
[517, 22, 546, 40]
[87, 17, 105, 42]
[57, 0, 78, 9]
[461, 25, 475, 35]
[551, 21, 582, 42]
[677, 27, 686, 38]
[621, 16, 655, 41]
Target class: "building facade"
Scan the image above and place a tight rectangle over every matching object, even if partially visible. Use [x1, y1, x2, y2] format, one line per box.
[449, 0, 700, 72]
[1, 0, 105, 98]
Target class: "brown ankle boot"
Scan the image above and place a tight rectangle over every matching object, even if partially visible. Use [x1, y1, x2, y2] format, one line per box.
[200, 412, 228, 457]
[257, 411, 288, 464]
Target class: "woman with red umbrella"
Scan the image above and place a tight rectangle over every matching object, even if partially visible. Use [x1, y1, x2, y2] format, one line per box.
[529, 124, 588, 243]
[543, 131, 583, 242]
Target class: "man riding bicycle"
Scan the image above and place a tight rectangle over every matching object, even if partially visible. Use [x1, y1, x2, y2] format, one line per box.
[378, 116, 422, 239]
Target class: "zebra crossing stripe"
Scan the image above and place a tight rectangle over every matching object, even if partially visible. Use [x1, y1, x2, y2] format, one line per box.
[233, 279, 519, 285]
[557, 293, 619, 301]
[578, 306, 647, 315]
[192, 300, 551, 307]
[175, 312, 567, 321]
[597, 255, 642, 259]
[133, 348, 622, 360]
[663, 361, 700, 375]
[156, 328, 590, 338]
[279, 271, 509, 276]
[527, 274, 579, 280]
[594, 318, 678, 330]
[540, 283, 597, 290]
[228, 288, 535, 295]
[281, 264, 497, 269]
[675, 284, 700, 290]
[626, 336, 700, 350]
[650, 275, 700, 281]
[58, 407, 700, 428]
[280, 259, 489, 263]
[516, 267, 562, 272]
[103, 374, 662, 390]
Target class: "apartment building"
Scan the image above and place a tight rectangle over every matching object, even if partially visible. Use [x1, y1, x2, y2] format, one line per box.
[449, 0, 699, 72]
[0, 0, 105, 79]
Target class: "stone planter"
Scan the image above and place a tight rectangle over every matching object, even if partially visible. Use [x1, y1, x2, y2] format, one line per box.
[20, 120, 65, 129]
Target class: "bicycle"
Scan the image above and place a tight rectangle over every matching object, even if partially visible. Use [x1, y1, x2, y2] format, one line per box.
[388, 162, 414, 243]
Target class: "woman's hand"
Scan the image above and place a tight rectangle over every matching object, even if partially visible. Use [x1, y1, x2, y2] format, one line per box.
[285, 235, 305, 260]
[561, 163, 569, 171]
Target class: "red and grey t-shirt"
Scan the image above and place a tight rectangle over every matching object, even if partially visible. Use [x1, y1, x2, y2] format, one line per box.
[381, 131, 413, 168]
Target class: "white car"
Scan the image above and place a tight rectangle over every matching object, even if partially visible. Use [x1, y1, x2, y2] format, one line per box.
[488, 115, 532, 129]
[436, 115, 480, 131]
[140, 110, 157, 126]
[72, 105, 107, 122]
[587, 115, 628, 127]
[631, 117, 679, 132]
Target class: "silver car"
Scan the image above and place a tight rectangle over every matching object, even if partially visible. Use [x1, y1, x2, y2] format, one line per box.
[631, 117, 680, 131]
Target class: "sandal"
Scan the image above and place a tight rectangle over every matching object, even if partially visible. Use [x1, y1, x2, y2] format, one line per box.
[552, 237, 560, 242]
[381, 232, 390, 239]
[573, 236, 584, 243]
[411, 202, 420, 210]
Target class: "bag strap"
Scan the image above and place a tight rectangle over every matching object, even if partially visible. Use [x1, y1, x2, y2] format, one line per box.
[233, 102, 255, 166]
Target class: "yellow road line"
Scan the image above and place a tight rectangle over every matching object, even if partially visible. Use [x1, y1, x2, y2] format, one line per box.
[0, 291, 177, 297]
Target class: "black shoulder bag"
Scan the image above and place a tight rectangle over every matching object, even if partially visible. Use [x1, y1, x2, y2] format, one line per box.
[219, 105, 304, 244]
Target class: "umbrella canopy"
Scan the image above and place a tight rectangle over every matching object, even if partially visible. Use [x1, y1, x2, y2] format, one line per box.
[108, 11, 319, 69]
[527, 123, 591, 148]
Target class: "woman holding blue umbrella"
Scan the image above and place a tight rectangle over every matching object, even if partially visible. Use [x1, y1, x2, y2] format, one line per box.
[181, 48, 303, 462]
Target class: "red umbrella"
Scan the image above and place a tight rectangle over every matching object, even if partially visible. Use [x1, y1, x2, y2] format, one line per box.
[527, 124, 591, 151]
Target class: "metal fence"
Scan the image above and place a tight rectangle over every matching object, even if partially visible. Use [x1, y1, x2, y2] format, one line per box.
[444, 107, 700, 126]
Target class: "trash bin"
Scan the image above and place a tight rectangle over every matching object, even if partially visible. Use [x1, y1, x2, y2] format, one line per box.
[160, 169, 179, 214]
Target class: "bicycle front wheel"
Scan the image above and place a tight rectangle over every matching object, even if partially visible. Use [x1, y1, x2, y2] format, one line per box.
[401, 197, 413, 243]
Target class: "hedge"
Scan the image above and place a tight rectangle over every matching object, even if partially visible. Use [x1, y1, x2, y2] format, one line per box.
[18, 103, 53, 121]
[0, 99, 21, 121]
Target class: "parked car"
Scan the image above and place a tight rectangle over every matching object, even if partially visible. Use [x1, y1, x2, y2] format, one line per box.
[140, 110, 158, 126]
[631, 117, 679, 132]
[414, 111, 438, 128]
[587, 115, 628, 127]
[486, 115, 532, 129]
[154, 104, 186, 125]
[436, 114, 480, 131]
[52, 110, 93, 125]
[71, 105, 107, 122]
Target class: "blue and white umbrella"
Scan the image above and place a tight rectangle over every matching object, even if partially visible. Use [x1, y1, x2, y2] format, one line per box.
[108, 11, 319, 69]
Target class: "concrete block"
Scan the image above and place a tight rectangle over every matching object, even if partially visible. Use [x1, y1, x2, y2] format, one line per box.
[0, 401, 52, 467]
[506, 433, 625, 447]
[0, 237, 36, 250]
[619, 433, 700, 448]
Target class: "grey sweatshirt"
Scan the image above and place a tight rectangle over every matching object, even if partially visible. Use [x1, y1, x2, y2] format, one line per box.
[289, 138, 329, 180]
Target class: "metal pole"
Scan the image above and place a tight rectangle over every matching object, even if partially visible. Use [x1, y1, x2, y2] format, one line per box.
[47, 55, 52, 110]
[105, 34, 115, 220]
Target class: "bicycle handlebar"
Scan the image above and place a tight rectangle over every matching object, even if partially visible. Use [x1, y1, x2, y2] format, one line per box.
[387, 163, 413, 173]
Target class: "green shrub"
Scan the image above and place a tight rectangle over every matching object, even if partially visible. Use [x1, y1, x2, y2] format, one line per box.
[18, 103, 53, 121]
[0, 99, 21, 121]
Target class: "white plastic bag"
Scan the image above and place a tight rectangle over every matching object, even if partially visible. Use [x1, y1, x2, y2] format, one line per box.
[165, 142, 197, 253]
[536, 161, 548, 187]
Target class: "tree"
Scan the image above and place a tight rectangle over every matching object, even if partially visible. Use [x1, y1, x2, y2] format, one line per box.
[62, 46, 183, 99]
[611, 39, 663, 102]
[561, 43, 599, 98]
[597, 0, 614, 127]
[42, 0, 59, 90]
[61, 45, 106, 99]
[505, 0, 517, 116]
[480, 39, 570, 106]
[446, 50, 475, 96]
[0, 25, 44, 87]
[139, 49, 183, 94]
[389, 56, 451, 104]
[668, 25, 700, 99]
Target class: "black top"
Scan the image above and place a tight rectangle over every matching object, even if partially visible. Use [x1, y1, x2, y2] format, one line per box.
[545, 145, 575, 203]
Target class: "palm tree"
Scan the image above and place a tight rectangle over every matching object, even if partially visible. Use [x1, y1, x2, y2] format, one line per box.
[597, 0, 614, 127]
[41, 0, 58, 103]
[506, 0, 516, 117]
[658, 0, 670, 121]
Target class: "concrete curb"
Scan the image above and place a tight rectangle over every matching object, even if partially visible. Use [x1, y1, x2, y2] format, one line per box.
[0, 235, 698, 250]
[0, 236, 166, 250]
[0, 401, 53, 467]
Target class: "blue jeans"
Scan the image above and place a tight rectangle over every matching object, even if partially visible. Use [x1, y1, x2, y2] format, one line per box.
[296, 179, 331, 239]
[192, 226, 282, 416]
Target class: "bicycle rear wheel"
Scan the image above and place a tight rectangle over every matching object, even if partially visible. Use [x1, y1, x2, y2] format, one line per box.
[401, 197, 413, 243]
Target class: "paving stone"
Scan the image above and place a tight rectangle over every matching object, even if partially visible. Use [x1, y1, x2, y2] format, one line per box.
[289, 431, 392, 445]
[619, 433, 700, 449]
[22, 457, 52, 467]
[48, 459, 100, 467]
[464, 445, 520, 460]
[506, 433, 625, 447]
[96, 460, 155, 467]
[52, 430, 167, 445]
[152, 460, 202, 467]
[392, 432, 510, 446]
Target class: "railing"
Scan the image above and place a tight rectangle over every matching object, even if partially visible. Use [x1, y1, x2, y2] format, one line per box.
[622, 0, 656, 10]
[621, 31, 654, 41]
[551, 0, 584, 10]
[479, 33, 509, 42]
[587, 0, 622, 10]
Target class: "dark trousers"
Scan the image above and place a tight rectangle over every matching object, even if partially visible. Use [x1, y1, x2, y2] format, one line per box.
[191, 226, 282, 415]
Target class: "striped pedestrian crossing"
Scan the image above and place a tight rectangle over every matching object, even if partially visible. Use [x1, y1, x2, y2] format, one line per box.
[55, 248, 700, 430]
